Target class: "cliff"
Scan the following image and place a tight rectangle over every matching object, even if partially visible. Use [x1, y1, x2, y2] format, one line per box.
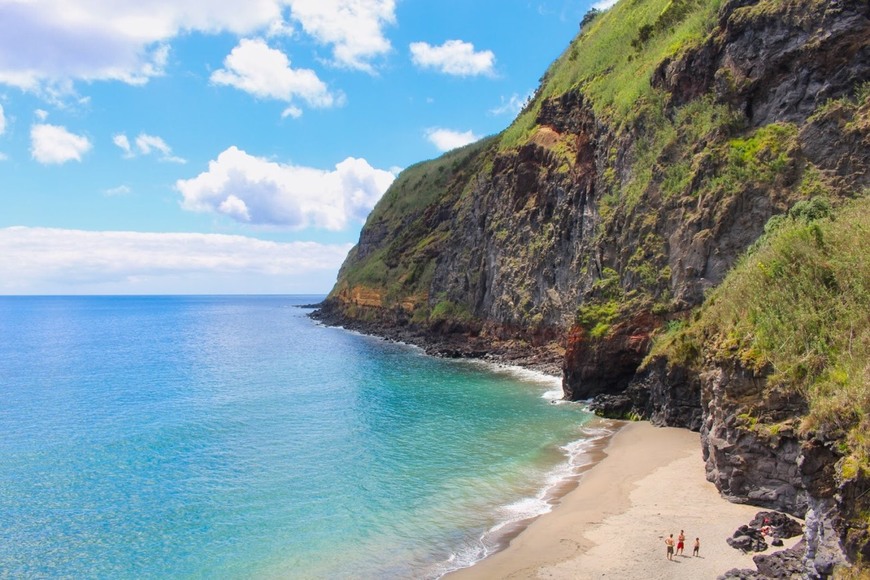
[314, 0, 870, 575]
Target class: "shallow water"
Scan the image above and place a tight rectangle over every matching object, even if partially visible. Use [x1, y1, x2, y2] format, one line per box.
[0, 295, 604, 578]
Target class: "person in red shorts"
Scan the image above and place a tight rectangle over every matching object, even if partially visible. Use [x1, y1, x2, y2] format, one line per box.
[677, 530, 686, 555]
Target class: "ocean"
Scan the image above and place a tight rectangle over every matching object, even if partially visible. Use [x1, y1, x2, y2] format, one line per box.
[0, 295, 608, 579]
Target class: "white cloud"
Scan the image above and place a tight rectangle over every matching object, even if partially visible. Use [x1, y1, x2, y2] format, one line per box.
[410, 40, 495, 77]
[0, 1, 396, 94]
[176, 146, 396, 230]
[0, 104, 5, 135]
[104, 185, 132, 196]
[425, 128, 479, 152]
[35, 109, 49, 121]
[0, 226, 352, 294]
[30, 124, 92, 164]
[113, 133, 133, 157]
[286, 0, 396, 72]
[592, 0, 619, 9]
[281, 105, 304, 119]
[135, 133, 186, 163]
[114, 132, 185, 163]
[490, 93, 531, 116]
[211, 38, 338, 113]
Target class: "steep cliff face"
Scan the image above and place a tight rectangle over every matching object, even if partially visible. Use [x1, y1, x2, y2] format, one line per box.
[647, 197, 870, 575]
[316, 0, 870, 574]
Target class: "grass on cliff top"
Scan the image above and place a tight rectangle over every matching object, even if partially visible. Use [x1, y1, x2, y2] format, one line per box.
[337, 136, 497, 303]
[368, 136, 497, 224]
[654, 196, 870, 473]
[501, 0, 723, 150]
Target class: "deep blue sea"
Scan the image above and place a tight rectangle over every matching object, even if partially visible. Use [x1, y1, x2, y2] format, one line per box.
[0, 295, 607, 579]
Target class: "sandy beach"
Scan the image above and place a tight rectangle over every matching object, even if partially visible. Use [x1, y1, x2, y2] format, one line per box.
[449, 421, 800, 579]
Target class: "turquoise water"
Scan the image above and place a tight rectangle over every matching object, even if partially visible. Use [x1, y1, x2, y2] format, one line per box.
[0, 296, 604, 579]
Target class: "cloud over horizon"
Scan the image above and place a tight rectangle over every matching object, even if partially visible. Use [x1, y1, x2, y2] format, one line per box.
[0, 226, 352, 294]
[176, 146, 396, 230]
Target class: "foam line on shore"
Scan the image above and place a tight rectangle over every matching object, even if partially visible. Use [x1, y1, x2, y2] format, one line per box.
[433, 418, 621, 578]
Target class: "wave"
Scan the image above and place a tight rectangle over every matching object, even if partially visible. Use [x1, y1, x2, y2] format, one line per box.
[435, 419, 620, 578]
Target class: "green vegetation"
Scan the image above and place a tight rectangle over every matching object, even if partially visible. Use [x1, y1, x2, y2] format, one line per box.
[500, 0, 723, 150]
[372, 136, 497, 222]
[333, 136, 498, 323]
[652, 196, 870, 473]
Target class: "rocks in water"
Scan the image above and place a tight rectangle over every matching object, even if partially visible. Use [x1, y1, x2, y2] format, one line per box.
[749, 511, 803, 539]
[728, 525, 769, 553]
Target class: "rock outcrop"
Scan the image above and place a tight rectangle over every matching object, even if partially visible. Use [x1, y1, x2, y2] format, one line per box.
[315, 0, 870, 575]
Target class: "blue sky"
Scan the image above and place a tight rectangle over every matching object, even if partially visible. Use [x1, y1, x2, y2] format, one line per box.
[0, 0, 610, 295]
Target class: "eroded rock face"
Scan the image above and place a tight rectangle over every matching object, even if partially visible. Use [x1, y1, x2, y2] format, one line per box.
[317, 0, 870, 572]
[654, 0, 870, 128]
[701, 365, 808, 516]
[562, 312, 660, 400]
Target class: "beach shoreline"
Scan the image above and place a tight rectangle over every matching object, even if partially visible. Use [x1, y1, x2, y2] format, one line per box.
[447, 421, 802, 580]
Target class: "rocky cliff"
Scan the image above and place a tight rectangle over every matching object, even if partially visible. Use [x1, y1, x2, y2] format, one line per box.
[315, 0, 870, 575]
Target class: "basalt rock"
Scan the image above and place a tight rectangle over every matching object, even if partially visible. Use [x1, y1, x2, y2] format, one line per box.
[316, 0, 870, 574]
[719, 567, 764, 580]
[701, 364, 808, 515]
[753, 540, 806, 579]
[562, 312, 660, 400]
[728, 525, 769, 553]
[749, 511, 803, 539]
[654, 0, 870, 128]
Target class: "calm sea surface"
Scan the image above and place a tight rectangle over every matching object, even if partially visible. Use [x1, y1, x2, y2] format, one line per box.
[0, 295, 605, 579]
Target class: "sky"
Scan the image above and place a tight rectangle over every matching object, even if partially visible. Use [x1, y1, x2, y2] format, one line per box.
[0, 0, 613, 295]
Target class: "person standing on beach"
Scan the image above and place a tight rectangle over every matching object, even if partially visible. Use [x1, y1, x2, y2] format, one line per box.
[693, 537, 700, 557]
[665, 534, 675, 560]
[677, 530, 685, 556]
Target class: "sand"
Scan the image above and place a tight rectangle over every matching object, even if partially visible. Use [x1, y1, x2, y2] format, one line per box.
[448, 421, 801, 580]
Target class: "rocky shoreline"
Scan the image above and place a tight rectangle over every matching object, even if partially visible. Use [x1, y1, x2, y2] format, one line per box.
[309, 301, 864, 578]
[309, 302, 566, 378]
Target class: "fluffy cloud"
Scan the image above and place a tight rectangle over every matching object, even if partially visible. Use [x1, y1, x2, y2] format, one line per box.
[176, 146, 395, 230]
[286, 0, 395, 72]
[211, 38, 338, 112]
[0, 226, 352, 294]
[410, 40, 495, 77]
[30, 124, 92, 164]
[425, 128, 479, 152]
[0, 0, 396, 92]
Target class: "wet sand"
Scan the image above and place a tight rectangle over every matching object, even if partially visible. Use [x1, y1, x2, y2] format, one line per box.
[448, 421, 800, 579]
